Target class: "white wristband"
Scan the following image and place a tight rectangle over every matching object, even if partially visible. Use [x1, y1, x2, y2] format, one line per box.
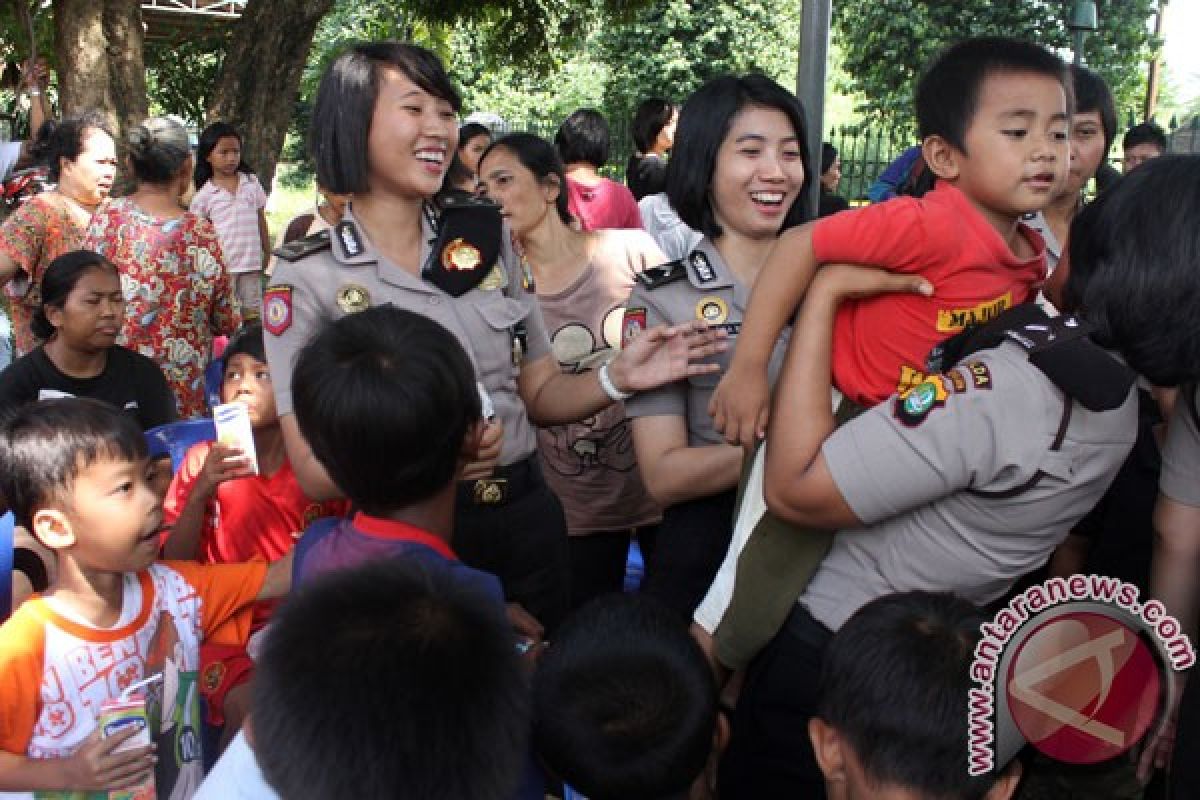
[598, 363, 633, 402]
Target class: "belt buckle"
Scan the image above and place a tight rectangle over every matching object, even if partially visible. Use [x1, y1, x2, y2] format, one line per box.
[473, 478, 508, 505]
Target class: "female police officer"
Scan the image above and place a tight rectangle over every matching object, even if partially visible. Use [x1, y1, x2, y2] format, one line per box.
[623, 73, 812, 619]
[262, 42, 721, 634]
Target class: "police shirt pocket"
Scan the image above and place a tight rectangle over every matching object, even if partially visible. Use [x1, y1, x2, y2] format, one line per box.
[469, 296, 527, 379]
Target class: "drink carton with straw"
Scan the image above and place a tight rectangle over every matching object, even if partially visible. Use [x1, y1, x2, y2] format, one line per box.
[98, 674, 160, 800]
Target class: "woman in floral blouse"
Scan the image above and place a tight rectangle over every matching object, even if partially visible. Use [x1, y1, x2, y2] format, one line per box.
[84, 117, 240, 418]
[0, 110, 117, 356]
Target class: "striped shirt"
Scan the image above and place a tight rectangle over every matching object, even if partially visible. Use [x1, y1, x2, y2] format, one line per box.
[190, 172, 267, 273]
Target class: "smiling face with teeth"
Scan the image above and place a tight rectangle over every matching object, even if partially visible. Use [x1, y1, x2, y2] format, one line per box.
[365, 67, 458, 200]
[709, 106, 806, 242]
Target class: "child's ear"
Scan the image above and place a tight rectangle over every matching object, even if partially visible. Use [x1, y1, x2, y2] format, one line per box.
[922, 135, 961, 182]
[984, 759, 1024, 800]
[31, 508, 76, 551]
[808, 717, 848, 787]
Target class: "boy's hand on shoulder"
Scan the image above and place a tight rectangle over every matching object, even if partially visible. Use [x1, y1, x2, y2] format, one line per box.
[197, 441, 254, 496]
[709, 364, 770, 449]
[62, 727, 155, 792]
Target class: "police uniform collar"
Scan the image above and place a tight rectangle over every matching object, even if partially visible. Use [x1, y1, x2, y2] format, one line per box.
[330, 207, 379, 266]
[684, 239, 734, 290]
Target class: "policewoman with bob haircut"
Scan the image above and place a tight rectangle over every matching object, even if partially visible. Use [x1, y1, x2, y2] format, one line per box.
[262, 41, 721, 634]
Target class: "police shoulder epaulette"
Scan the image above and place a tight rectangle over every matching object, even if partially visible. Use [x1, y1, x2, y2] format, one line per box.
[272, 229, 331, 263]
[636, 260, 686, 290]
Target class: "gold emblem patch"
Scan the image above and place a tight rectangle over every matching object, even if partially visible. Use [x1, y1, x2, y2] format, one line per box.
[696, 296, 729, 325]
[336, 284, 370, 314]
[479, 263, 506, 291]
[443, 238, 482, 272]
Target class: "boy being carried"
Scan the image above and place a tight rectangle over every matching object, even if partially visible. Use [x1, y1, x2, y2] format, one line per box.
[161, 323, 347, 741]
[0, 398, 291, 798]
[700, 37, 1071, 669]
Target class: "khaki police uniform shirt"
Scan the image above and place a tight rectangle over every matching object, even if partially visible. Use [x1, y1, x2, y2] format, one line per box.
[263, 209, 551, 466]
[799, 340, 1138, 631]
[622, 238, 790, 446]
[1160, 385, 1200, 508]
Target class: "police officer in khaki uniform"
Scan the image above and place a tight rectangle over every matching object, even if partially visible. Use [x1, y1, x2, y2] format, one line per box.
[264, 42, 721, 633]
[720, 157, 1200, 796]
[623, 74, 812, 620]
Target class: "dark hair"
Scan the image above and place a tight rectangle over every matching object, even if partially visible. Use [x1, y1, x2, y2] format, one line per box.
[1071, 65, 1117, 158]
[818, 591, 1005, 799]
[667, 73, 812, 238]
[916, 37, 1070, 153]
[291, 306, 480, 514]
[221, 322, 266, 372]
[555, 109, 610, 169]
[631, 97, 675, 155]
[1123, 121, 1168, 154]
[254, 558, 529, 800]
[441, 151, 474, 194]
[193, 121, 253, 190]
[481, 133, 573, 226]
[534, 594, 717, 800]
[29, 110, 113, 182]
[127, 117, 191, 185]
[0, 398, 146, 529]
[31, 250, 120, 341]
[458, 122, 492, 152]
[310, 42, 462, 195]
[821, 142, 838, 175]
[1063, 155, 1200, 386]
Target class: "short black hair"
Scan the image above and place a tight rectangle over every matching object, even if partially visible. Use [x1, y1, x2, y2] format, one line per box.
[254, 557, 529, 800]
[821, 142, 838, 175]
[0, 398, 146, 529]
[193, 121, 253, 190]
[1072, 65, 1117, 157]
[221, 322, 266, 372]
[29, 110, 113, 182]
[310, 42, 462, 195]
[554, 109, 611, 169]
[31, 250, 119, 341]
[291, 306, 481, 515]
[631, 97, 675, 154]
[534, 594, 717, 800]
[458, 122, 492, 151]
[1123, 121, 1168, 154]
[1063, 155, 1200, 387]
[127, 117, 191, 185]
[481, 133, 573, 226]
[818, 591, 1004, 800]
[667, 73, 812, 238]
[916, 37, 1070, 153]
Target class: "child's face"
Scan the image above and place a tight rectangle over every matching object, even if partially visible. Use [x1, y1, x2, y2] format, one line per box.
[953, 70, 1069, 226]
[710, 105, 806, 241]
[222, 353, 277, 428]
[60, 455, 163, 573]
[208, 136, 243, 177]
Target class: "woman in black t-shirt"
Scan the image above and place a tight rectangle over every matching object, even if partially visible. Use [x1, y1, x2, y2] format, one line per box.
[0, 249, 178, 429]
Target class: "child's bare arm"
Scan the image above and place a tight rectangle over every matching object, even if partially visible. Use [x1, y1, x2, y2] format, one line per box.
[162, 443, 253, 560]
[0, 728, 154, 791]
[256, 550, 294, 602]
[709, 224, 820, 447]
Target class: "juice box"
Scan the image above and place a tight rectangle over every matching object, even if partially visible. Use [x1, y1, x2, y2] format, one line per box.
[98, 696, 154, 800]
[213, 401, 259, 475]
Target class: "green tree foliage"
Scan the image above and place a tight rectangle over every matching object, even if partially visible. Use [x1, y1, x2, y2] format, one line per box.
[832, 0, 1160, 132]
[145, 34, 228, 125]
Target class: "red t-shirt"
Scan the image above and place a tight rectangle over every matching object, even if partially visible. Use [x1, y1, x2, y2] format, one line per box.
[566, 177, 643, 231]
[812, 181, 1046, 406]
[164, 441, 348, 628]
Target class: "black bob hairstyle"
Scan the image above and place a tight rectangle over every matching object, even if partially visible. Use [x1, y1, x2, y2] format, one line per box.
[479, 133, 574, 227]
[631, 97, 675, 155]
[554, 109, 611, 170]
[29, 110, 113, 183]
[31, 250, 120, 341]
[193, 121, 254, 190]
[916, 36, 1070, 154]
[666, 73, 812, 239]
[1071, 64, 1117, 159]
[291, 305, 480, 515]
[1063, 154, 1200, 388]
[0, 397, 146, 530]
[310, 41, 462, 195]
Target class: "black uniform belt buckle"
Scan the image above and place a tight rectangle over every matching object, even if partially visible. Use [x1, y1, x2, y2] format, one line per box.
[473, 478, 509, 506]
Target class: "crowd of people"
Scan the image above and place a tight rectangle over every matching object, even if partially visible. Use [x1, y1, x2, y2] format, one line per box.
[0, 33, 1196, 800]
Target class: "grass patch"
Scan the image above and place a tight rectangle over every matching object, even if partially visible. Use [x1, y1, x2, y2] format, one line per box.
[265, 163, 317, 242]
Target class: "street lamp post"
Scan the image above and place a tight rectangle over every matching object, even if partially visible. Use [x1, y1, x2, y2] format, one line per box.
[1068, 0, 1099, 66]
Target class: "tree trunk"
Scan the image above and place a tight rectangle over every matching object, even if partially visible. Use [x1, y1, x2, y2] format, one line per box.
[207, 0, 336, 194]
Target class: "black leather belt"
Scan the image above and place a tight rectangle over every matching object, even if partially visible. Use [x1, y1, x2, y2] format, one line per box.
[457, 455, 541, 507]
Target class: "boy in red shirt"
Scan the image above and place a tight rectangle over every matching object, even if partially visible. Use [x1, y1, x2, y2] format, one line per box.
[161, 324, 346, 743]
[0, 398, 291, 798]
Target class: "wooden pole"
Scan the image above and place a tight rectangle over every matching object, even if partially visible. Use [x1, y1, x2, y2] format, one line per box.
[1144, 0, 1168, 122]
